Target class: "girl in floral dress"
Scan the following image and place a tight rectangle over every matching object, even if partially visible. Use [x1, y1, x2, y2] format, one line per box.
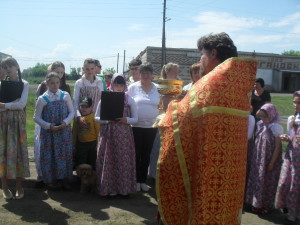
[34, 72, 74, 190]
[95, 74, 137, 196]
[276, 91, 300, 222]
[0, 57, 30, 200]
[245, 103, 283, 214]
[34, 61, 71, 188]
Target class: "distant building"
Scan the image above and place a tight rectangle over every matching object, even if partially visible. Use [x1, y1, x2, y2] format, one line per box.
[239, 51, 300, 92]
[137, 47, 199, 82]
[136, 46, 300, 93]
[0, 52, 11, 59]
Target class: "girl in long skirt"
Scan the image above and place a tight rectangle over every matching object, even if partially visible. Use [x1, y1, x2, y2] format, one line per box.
[95, 74, 137, 196]
[277, 91, 300, 222]
[34, 72, 74, 190]
[245, 103, 283, 214]
[34, 61, 71, 187]
[0, 57, 30, 200]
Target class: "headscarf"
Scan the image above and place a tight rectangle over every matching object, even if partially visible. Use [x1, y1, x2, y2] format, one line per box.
[293, 90, 300, 98]
[110, 73, 127, 92]
[260, 103, 281, 123]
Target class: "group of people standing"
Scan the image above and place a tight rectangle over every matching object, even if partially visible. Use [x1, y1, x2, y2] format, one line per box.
[245, 78, 300, 222]
[0, 54, 202, 201]
[1, 32, 299, 225]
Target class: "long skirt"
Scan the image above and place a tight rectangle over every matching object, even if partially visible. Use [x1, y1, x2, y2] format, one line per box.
[40, 126, 73, 183]
[96, 123, 136, 196]
[0, 110, 30, 179]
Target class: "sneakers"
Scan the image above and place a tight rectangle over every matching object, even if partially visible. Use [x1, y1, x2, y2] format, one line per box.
[136, 183, 149, 192]
[2, 189, 13, 200]
[140, 183, 149, 192]
[136, 183, 141, 192]
[15, 188, 24, 200]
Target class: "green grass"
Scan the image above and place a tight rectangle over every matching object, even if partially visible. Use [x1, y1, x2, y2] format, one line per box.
[26, 92, 36, 147]
[272, 96, 294, 119]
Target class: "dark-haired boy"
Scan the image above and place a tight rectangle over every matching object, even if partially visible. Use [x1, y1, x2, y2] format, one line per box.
[73, 97, 100, 170]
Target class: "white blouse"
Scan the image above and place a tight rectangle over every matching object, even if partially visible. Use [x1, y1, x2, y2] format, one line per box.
[127, 81, 160, 128]
[34, 89, 74, 130]
[73, 75, 104, 115]
[95, 95, 138, 125]
[265, 123, 284, 137]
[287, 114, 300, 135]
[248, 115, 255, 140]
[183, 82, 193, 92]
[0, 79, 29, 112]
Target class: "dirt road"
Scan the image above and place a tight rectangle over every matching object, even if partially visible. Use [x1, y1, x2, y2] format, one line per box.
[0, 148, 297, 225]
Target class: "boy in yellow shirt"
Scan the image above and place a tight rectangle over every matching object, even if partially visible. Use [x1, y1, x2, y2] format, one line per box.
[73, 97, 100, 170]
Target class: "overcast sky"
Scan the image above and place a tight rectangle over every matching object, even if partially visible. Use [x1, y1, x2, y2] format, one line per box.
[1, 0, 299, 73]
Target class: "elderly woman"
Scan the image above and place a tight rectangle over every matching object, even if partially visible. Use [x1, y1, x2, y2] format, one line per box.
[251, 78, 271, 120]
[127, 62, 160, 192]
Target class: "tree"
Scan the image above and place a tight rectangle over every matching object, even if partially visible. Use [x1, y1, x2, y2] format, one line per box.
[102, 67, 116, 75]
[21, 68, 30, 78]
[69, 67, 81, 80]
[28, 63, 49, 77]
[282, 50, 300, 56]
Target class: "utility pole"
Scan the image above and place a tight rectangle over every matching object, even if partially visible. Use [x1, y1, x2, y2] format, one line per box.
[123, 50, 126, 73]
[117, 53, 119, 73]
[161, 0, 167, 67]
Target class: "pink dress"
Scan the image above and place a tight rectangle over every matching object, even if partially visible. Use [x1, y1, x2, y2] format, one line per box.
[246, 102, 283, 210]
[276, 115, 300, 219]
[245, 121, 283, 209]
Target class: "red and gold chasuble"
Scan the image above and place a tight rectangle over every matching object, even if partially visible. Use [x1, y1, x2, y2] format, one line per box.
[157, 58, 258, 225]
